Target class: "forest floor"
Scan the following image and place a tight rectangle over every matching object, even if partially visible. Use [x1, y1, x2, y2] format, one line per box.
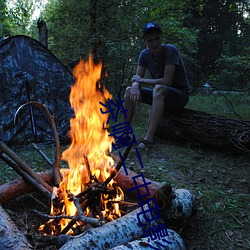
[0, 95, 249, 250]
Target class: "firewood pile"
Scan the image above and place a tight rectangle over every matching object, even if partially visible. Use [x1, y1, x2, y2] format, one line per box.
[0, 140, 196, 250]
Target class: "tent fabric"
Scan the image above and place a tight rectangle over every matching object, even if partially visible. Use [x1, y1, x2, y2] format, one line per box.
[0, 35, 74, 144]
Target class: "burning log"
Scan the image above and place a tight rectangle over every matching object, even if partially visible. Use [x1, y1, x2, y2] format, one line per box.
[0, 204, 32, 249]
[155, 108, 250, 154]
[114, 167, 161, 199]
[0, 163, 195, 250]
[59, 203, 186, 250]
[0, 167, 196, 231]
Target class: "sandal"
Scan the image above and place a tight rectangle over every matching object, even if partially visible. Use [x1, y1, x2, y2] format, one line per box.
[138, 139, 155, 149]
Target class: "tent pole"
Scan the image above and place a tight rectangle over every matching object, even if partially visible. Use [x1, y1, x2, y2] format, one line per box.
[24, 78, 38, 142]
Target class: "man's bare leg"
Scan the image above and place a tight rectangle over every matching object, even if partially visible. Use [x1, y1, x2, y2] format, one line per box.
[123, 87, 136, 124]
[139, 85, 166, 147]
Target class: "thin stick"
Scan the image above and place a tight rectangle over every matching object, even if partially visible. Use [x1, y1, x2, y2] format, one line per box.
[0, 141, 52, 193]
[32, 143, 53, 167]
[75, 184, 116, 199]
[72, 195, 104, 227]
[83, 155, 92, 180]
[103, 143, 133, 186]
[0, 152, 51, 199]
[60, 191, 103, 235]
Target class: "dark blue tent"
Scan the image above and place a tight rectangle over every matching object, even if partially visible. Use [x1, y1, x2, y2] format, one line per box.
[0, 35, 74, 144]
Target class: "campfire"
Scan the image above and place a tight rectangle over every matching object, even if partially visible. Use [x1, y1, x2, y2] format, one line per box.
[0, 55, 196, 249]
[39, 55, 125, 236]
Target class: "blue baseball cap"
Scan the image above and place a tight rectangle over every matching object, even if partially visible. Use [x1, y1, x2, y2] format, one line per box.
[142, 22, 162, 38]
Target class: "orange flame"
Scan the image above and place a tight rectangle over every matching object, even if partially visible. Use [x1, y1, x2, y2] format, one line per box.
[44, 55, 123, 234]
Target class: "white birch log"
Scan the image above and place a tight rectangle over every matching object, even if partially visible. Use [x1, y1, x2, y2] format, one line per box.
[60, 203, 163, 250]
[156, 188, 196, 231]
[59, 195, 188, 250]
[110, 229, 186, 250]
[0, 204, 32, 249]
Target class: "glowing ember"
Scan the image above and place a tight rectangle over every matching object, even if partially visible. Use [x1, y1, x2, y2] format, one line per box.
[40, 55, 124, 235]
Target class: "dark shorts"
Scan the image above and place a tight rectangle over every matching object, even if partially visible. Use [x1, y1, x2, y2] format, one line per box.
[140, 87, 189, 112]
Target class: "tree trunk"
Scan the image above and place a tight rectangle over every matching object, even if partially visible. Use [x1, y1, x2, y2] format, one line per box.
[37, 19, 48, 47]
[155, 108, 250, 154]
[0, 204, 32, 249]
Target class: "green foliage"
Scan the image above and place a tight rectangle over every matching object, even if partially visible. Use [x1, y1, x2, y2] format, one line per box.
[5, 0, 35, 35]
[2, 0, 250, 93]
[208, 55, 250, 89]
[186, 0, 250, 88]
[41, 0, 198, 97]
[0, 0, 12, 36]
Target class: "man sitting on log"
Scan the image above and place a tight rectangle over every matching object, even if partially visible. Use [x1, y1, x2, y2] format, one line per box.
[124, 21, 191, 148]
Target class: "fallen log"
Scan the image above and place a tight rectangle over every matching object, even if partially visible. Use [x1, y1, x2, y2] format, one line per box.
[155, 108, 250, 154]
[59, 202, 186, 250]
[0, 171, 53, 204]
[114, 168, 163, 199]
[115, 168, 196, 230]
[0, 204, 32, 249]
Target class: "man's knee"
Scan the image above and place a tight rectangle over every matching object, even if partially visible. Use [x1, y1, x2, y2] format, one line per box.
[153, 84, 166, 98]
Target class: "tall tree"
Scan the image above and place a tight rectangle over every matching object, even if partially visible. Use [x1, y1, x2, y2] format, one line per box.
[42, 0, 198, 96]
[185, 0, 250, 88]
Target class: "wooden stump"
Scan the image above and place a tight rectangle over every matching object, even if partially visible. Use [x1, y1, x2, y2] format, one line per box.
[155, 108, 250, 154]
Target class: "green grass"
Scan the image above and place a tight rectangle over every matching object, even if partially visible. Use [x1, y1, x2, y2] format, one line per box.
[186, 93, 250, 120]
[0, 94, 249, 249]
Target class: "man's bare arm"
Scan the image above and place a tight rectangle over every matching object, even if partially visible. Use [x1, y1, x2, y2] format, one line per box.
[132, 64, 176, 87]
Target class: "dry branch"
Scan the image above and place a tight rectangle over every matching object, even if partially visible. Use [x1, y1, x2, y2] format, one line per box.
[0, 152, 51, 199]
[0, 141, 52, 193]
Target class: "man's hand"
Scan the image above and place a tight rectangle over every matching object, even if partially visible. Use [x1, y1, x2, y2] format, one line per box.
[131, 74, 142, 83]
[130, 82, 141, 102]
